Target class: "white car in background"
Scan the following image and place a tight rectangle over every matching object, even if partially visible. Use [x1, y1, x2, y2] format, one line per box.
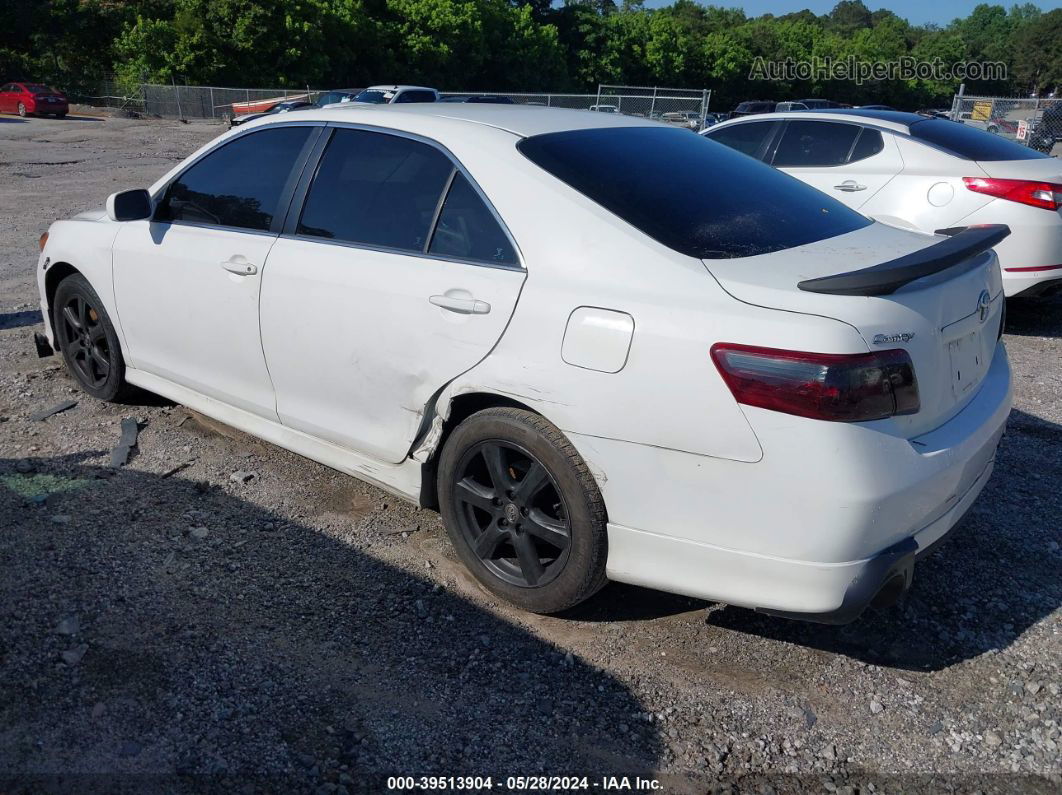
[704, 109, 1062, 297]
[323, 84, 438, 108]
[35, 105, 1011, 623]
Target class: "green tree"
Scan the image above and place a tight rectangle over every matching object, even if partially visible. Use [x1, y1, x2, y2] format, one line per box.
[1011, 8, 1062, 96]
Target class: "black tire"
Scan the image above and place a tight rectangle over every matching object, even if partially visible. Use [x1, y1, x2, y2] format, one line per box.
[438, 407, 608, 614]
[987, 124, 998, 135]
[55, 112, 66, 119]
[17, 102, 27, 117]
[52, 273, 131, 401]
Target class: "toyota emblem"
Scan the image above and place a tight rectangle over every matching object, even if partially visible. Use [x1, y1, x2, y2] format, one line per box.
[977, 290, 991, 323]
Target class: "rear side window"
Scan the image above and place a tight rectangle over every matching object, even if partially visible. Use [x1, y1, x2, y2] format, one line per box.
[772, 121, 860, 167]
[910, 118, 1050, 161]
[706, 121, 778, 159]
[849, 128, 885, 162]
[297, 128, 453, 253]
[156, 126, 312, 231]
[519, 126, 872, 260]
[429, 173, 516, 265]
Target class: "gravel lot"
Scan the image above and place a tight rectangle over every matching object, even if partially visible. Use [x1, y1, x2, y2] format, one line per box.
[1, 113, 1059, 793]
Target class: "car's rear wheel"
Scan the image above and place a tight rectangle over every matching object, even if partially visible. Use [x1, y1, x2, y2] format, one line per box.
[55, 112, 66, 119]
[53, 274, 131, 401]
[17, 102, 27, 117]
[438, 407, 608, 613]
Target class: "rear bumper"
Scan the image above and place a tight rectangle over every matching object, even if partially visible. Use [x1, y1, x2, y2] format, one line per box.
[575, 346, 1012, 621]
[1003, 270, 1062, 298]
[604, 450, 996, 624]
[958, 201, 1062, 297]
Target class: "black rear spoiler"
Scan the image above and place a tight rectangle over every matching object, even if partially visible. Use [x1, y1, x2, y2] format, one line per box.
[797, 224, 1010, 297]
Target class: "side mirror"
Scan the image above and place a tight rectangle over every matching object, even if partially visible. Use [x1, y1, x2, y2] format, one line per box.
[106, 189, 152, 222]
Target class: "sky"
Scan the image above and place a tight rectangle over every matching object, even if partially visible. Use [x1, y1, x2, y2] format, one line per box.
[640, 0, 1061, 26]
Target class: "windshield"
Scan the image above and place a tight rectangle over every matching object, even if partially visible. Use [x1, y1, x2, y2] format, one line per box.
[27, 84, 58, 94]
[353, 90, 391, 104]
[518, 126, 872, 260]
[910, 118, 1050, 161]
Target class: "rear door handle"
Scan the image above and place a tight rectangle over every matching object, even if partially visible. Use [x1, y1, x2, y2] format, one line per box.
[834, 180, 867, 192]
[220, 257, 257, 276]
[429, 295, 491, 315]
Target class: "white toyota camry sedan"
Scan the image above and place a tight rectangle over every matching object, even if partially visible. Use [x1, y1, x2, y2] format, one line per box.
[703, 109, 1062, 297]
[35, 104, 1012, 623]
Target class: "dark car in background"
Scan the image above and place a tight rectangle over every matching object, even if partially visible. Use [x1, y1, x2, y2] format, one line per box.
[439, 94, 515, 104]
[731, 100, 776, 117]
[0, 82, 68, 117]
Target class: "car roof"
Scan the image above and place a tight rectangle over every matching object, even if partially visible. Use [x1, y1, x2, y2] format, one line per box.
[711, 109, 925, 133]
[248, 102, 661, 138]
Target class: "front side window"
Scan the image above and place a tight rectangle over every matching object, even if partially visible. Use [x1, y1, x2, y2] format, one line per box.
[772, 121, 861, 167]
[519, 126, 871, 260]
[429, 173, 516, 265]
[297, 129, 453, 252]
[156, 126, 312, 231]
[706, 121, 779, 159]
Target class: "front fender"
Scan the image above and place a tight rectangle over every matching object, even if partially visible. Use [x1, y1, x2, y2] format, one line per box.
[38, 218, 126, 354]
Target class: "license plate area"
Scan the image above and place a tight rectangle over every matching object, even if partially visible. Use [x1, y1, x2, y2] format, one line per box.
[948, 330, 985, 398]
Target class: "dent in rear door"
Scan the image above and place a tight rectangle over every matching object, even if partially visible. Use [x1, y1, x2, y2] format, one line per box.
[261, 241, 524, 463]
[259, 127, 526, 464]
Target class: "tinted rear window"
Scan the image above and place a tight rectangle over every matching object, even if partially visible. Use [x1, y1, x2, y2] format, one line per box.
[910, 118, 1050, 161]
[518, 127, 872, 259]
[772, 120, 860, 167]
[298, 128, 453, 252]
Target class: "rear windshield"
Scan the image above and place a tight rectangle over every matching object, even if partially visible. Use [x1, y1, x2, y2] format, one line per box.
[910, 118, 1050, 161]
[517, 126, 871, 259]
[27, 84, 57, 94]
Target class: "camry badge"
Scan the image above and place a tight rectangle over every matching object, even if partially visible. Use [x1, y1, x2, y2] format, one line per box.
[873, 332, 915, 345]
[977, 290, 991, 323]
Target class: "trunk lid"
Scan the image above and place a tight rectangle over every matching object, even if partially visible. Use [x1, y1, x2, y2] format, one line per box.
[703, 221, 1004, 437]
[974, 157, 1062, 182]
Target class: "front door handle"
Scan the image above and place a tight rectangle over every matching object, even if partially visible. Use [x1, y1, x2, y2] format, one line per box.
[429, 295, 491, 315]
[834, 180, 867, 192]
[220, 257, 257, 276]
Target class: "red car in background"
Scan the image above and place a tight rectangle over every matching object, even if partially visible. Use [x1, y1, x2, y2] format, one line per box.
[0, 82, 68, 117]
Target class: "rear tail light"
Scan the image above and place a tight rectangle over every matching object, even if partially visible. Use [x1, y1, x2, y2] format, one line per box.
[711, 343, 919, 422]
[963, 177, 1062, 211]
[38, 231, 48, 251]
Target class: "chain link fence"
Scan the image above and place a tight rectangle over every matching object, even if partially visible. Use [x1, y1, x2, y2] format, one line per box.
[72, 80, 713, 128]
[950, 94, 1062, 155]
[440, 85, 712, 129]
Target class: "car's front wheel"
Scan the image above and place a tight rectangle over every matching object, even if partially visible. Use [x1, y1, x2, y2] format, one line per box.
[17, 102, 27, 117]
[438, 407, 608, 613]
[53, 274, 131, 401]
